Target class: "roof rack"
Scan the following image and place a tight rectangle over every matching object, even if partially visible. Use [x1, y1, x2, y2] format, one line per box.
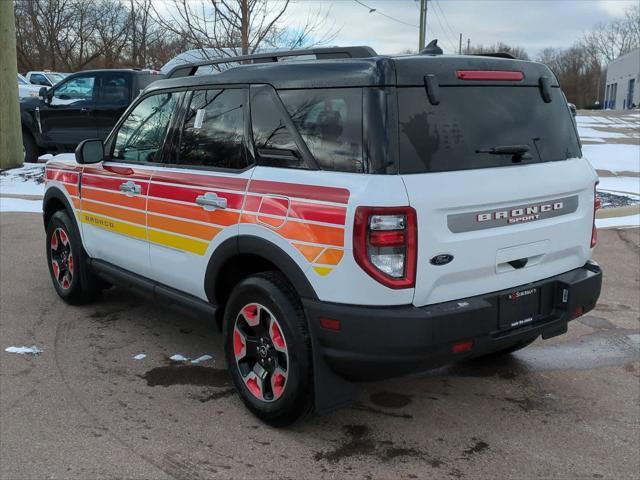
[472, 52, 517, 59]
[166, 46, 377, 79]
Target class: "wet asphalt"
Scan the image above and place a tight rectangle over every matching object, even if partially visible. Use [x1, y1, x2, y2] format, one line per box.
[1, 212, 638, 480]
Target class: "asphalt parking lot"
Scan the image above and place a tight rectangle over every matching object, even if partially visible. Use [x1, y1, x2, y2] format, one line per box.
[1, 212, 638, 480]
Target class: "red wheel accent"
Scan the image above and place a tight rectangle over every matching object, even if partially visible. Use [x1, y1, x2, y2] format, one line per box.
[271, 371, 286, 399]
[59, 229, 69, 246]
[51, 260, 60, 279]
[50, 232, 58, 250]
[242, 304, 259, 325]
[270, 321, 285, 350]
[246, 376, 262, 398]
[67, 254, 74, 272]
[233, 328, 246, 359]
[62, 276, 70, 289]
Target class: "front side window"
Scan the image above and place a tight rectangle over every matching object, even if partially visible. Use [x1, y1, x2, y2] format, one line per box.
[51, 75, 96, 105]
[279, 88, 364, 173]
[113, 92, 177, 163]
[176, 89, 246, 169]
[250, 87, 307, 169]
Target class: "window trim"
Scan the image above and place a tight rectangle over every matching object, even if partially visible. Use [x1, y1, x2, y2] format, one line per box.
[249, 84, 319, 170]
[103, 88, 185, 167]
[163, 86, 253, 173]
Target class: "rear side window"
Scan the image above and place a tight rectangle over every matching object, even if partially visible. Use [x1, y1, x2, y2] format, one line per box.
[176, 89, 247, 170]
[279, 88, 364, 173]
[398, 86, 582, 174]
[99, 73, 131, 103]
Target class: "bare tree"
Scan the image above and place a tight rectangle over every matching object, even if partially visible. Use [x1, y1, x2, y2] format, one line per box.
[583, 5, 640, 63]
[151, 0, 338, 63]
[467, 42, 530, 60]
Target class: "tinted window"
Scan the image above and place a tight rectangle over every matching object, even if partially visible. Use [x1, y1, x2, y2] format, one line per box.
[51, 75, 96, 105]
[250, 87, 306, 169]
[176, 89, 246, 169]
[279, 88, 364, 173]
[113, 92, 177, 163]
[99, 73, 131, 103]
[46, 73, 64, 85]
[398, 86, 582, 174]
[31, 74, 48, 85]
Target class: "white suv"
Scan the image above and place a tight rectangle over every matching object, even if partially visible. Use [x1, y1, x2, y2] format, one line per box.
[42, 46, 603, 426]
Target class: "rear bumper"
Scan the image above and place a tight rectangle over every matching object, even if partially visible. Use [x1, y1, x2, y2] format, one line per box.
[303, 261, 602, 380]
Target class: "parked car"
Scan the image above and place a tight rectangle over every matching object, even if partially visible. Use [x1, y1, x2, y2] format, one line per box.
[25, 71, 67, 87]
[17, 74, 41, 99]
[20, 68, 163, 162]
[42, 46, 602, 426]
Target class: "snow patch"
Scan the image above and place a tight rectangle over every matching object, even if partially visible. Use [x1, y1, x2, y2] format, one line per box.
[190, 354, 213, 364]
[0, 164, 45, 196]
[169, 354, 189, 362]
[0, 197, 42, 213]
[583, 144, 640, 174]
[597, 177, 640, 198]
[596, 214, 640, 229]
[5, 346, 43, 355]
[133, 353, 146, 360]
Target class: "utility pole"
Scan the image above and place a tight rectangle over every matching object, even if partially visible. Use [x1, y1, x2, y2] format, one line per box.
[0, 0, 23, 170]
[418, 0, 428, 51]
[459, 33, 462, 54]
[466, 38, 471, 54]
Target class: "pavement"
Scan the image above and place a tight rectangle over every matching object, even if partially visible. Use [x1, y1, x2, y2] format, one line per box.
[0, 212, 639, 480]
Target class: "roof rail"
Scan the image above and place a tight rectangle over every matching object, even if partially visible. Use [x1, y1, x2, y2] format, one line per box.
[166, 46, 377, 79]
[472, 52, 517, 59]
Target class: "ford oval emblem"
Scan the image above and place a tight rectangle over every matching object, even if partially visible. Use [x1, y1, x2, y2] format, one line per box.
[430, 253, 454, 266]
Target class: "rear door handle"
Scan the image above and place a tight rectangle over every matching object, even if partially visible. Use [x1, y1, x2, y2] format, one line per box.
[119, 181, 141, 196]
[196, 192, 227, 211]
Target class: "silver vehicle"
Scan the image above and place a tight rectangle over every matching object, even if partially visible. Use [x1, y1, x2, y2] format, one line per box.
[17, 74, 40, 99]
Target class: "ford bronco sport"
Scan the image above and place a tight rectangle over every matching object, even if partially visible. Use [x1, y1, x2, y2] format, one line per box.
[43, 45, 603, 426]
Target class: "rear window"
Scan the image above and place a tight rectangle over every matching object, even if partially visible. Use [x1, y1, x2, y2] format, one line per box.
[398, 86, 581, 174]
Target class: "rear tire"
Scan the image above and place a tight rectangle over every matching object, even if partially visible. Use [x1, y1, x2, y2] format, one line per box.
[223, 272, 312, 427]
[22, 131, 39, 163]
[46, 210, 100, 305]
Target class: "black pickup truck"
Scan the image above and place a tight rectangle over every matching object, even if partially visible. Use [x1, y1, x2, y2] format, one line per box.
[20, 69, 163, 162]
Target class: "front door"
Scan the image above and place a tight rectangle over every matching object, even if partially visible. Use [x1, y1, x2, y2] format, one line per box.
[79, 91, 180, 278]
[39, 73, 98, 146]
[147, 87, 252, 299]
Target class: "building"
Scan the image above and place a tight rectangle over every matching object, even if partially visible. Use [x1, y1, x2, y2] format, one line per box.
[604, 47, 640, 110]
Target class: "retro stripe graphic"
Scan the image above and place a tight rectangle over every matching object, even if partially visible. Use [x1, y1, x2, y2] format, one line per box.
[46, 164, 350, 275]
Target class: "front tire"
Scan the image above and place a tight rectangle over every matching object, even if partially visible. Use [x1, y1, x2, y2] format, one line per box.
[22, 131, 39, 163]
[46, 210, 100, 304]
[223, 272, 312, 427]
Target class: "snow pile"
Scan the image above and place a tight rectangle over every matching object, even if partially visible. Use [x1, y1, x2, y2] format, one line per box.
[168, 353, 214, 364]
[5, 346, 43, 355]
[0, 164, 45, 196]
[596, 214, 640, 229]
[0, 197, 42, 213]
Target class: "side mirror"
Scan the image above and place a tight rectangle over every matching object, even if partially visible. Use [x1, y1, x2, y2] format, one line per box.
[568, 102, 577, 117]
[75, 139, 104, 164]
[38, 87, 49, 101]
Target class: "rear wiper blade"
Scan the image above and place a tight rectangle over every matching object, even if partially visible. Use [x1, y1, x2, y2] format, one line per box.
[476, 145, 530, 155]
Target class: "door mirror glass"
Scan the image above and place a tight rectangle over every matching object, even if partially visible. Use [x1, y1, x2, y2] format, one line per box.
[75, 139, 104, 164]
[38, 87, 49, 102]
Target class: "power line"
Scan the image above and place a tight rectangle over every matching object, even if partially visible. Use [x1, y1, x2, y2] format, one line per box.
[353, 0, 419, 29]
[429, 2, 457, 52]
[433, 0, 458, 43]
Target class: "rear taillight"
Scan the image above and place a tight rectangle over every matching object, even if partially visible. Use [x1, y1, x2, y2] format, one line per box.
[456, 70, 524, 81]
[353, 206, 417, 289]
[591, 185, 601, 248]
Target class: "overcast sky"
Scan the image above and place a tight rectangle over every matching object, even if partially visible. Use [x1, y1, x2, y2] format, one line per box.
[284, 0, 637, 58]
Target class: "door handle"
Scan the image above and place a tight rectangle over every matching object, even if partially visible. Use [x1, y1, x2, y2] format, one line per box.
[195, 192, 227, 211]
[119, 181, 141, 197]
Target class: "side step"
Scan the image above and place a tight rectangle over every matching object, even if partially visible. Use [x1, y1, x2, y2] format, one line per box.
[89, 259, 217, 322]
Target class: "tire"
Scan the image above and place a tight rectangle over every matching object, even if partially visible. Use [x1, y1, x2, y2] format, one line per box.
[46, 210, 100, 305]
[223, 272, 313, 427]
[22, 131, 39, 163]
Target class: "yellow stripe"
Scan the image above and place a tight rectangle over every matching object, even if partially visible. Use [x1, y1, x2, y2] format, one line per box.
[80, 211, 147, 241]
[148, 229, 209, 255]
[313, 266, 333, 276]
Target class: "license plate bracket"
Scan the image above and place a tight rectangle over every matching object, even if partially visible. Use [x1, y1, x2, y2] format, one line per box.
[499, 287, 541, 330]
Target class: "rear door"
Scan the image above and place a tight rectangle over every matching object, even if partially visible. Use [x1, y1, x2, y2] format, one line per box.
[80, 90, 180, 278]
[396, 61, 597, 307]
[147, 87, 252, 299]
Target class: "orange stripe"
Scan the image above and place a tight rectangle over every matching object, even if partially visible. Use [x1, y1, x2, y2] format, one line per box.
[147, 213, 221, 241]
[82, 187, 146, 210]
[241, 214, 344, 246]
[316, 248, 344, 266]
[82, 199, 145, 225]
[64, 184, 79, 197]
[292, 243, 324, 262]
[72, 197, 81, 209]
[147, 198, 239, 227]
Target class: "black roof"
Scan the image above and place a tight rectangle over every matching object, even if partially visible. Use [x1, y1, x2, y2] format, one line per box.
[146, 51, 556, 93]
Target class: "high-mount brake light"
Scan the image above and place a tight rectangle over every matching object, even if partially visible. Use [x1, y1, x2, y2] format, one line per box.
[353, 206, 417, 289]
[591, 185, 601, 248]
[456, 70, 524, 81]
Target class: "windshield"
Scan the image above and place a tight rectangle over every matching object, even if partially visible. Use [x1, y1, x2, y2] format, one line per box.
[17, 74, 28, 85]
[398, 86, 581, 174]
[46, 73, 65, 84]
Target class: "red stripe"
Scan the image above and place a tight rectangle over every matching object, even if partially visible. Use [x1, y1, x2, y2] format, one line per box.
[83, 164, 152, 181]
[47, 163, 81, 172]
[46, 169, 78, 184]
[289, 201, 346, 225]
[248, 180, 349, 204]
[149, 183, 245, 210]
[258, 196, 289, 217]
[152, 171, 248, 192]
[82, 175, 150, 195]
